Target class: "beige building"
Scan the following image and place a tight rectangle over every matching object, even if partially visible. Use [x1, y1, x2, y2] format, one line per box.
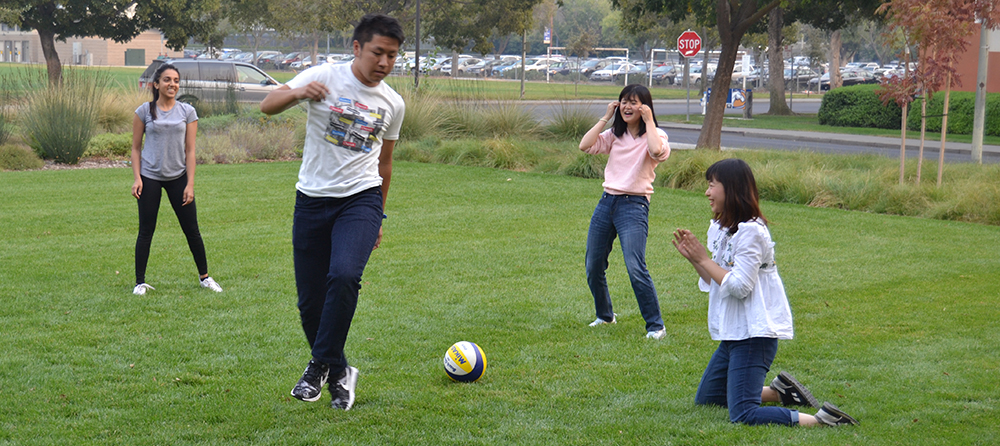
[0, 24, 182, 67]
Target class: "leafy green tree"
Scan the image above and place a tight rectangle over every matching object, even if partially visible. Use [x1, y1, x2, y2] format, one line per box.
[612, 0, 781, 149]
[423, 0, 541, 74]
[2, 0, 221, 85]
[226, 0, 273, 63]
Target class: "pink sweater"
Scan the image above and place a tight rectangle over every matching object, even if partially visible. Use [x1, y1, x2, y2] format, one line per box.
[582, 128, 671, 198]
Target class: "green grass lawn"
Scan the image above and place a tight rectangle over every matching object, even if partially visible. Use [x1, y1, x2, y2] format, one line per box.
[1, 161, 998, 444]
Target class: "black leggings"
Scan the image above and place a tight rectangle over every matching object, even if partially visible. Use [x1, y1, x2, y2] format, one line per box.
[135, 173, 208, 284]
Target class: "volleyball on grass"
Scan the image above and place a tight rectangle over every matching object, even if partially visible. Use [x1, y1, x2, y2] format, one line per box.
[443, 341, 487, 382]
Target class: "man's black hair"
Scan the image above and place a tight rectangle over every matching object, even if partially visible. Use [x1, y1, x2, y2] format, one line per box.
[353, 14, 405, 47]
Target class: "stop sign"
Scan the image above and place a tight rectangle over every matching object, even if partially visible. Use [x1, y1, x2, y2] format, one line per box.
[677, 30, 702, 58]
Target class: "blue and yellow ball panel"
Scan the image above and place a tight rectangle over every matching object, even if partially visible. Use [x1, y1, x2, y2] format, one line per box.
[443, 341, 486, 382]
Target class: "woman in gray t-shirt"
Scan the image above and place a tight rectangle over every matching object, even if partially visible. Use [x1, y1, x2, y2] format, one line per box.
[129, 63, 222, 295]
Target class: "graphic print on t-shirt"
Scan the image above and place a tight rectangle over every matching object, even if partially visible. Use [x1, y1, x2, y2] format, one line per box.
[324, 97, 386, 153]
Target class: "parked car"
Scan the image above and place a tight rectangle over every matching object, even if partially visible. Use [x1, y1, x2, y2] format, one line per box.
[807, 68, 877, 91]
[547, 60, 579, 76]
[492, 58, 524, 76]
[589, 63, 634, 81]
[651, 64, 677, 85]
[578, 58, 611, 77]
[784, 67, 818, 88]
[278, 52, 307, 69]
[441, 57, 482, 75]
[138, 59, 283, 103]
[688, 64, 716, 86]
[253, 51, 281, 67]
[471, 57, 517, 76]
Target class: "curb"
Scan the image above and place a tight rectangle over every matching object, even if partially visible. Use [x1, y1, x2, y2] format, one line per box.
[659, 123, 1000, 157]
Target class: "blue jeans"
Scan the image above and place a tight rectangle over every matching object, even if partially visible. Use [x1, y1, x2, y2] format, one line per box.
[292, 187, 383, 374]
[585, 193, 664, 332]
[694, 337, 800, 426]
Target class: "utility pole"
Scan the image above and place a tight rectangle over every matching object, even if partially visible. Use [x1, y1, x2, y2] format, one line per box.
[414, 0, 421, 89]
[971, 21, 990, 163]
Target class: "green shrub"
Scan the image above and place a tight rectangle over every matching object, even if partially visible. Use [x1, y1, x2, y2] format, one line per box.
[818, 84, 903, 129]
[228, 120, 298, 160]
[0, 89, 12, 146]
[198, 114, 238, 133]
[398, 90, 445, 141]
[21, 74, 103, 164]
[196, 120, 297, 164]
[905, 92, 1000, 136]
[85, 132, 132, 158]
[559, 152, 607, 179]
[196, 132, 248, 164]
[546, 105, 594, 141]
[481, 137, 538, 170]
[97, 86, 148, 133]
[394, 137, 438, 163]
[0, 143, 44, 171]
[480, 102, 540, 139]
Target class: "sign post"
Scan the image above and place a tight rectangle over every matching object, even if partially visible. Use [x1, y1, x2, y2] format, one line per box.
[677, 30, 702, 121]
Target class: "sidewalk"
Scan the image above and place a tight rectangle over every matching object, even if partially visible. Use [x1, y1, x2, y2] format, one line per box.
[660, 121, 1000, 157]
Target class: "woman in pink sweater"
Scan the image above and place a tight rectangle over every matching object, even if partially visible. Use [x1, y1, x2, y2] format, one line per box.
[579, 84, 671, 339]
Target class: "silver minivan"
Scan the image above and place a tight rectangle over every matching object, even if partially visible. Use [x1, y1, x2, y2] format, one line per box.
[138, 59, 282, 103]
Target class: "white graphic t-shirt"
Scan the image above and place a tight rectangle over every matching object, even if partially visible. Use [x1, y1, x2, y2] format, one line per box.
[286, 62, 405, 198]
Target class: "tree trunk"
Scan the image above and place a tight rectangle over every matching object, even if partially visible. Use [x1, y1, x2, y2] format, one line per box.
[917, 93, 926, 185]
[830, 30, 842, 89]
[899, 102, 907, 184]
[937, 73, 951, 187]
[37, 28, 62, 86]
[766, 6, 791, 115]
[697, 33, 740, 150]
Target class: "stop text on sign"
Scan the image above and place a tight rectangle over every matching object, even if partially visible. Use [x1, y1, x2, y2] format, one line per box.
[677, 30, 702, 57]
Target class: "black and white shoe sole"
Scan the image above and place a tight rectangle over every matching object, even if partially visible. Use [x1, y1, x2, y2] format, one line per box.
[779, 371, 820, 409]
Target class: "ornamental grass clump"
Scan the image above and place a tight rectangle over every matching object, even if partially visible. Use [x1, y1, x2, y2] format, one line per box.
[546, 104, 595, 141]
[21, 72, 104, 164]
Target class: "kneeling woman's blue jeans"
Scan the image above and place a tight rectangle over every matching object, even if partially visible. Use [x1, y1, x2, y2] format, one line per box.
[585, 193, 664, 331]
[695, 337, 800, 426]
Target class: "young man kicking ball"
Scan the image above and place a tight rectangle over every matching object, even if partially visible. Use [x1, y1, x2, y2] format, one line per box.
[260, 14, 405, 411]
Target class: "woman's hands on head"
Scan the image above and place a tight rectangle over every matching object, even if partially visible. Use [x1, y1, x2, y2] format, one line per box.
[605, 100, 620, 120]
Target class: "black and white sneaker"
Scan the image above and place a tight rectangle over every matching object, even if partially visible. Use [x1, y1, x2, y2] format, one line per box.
[290, 360, 329, 402]
[815, 402, 860, 426]
[330, 366, 358, 410]
[770, 371, 820, 408]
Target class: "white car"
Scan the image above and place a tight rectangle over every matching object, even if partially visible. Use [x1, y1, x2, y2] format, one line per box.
[589, 63, 635, 81]
[523, 57, 562, 72]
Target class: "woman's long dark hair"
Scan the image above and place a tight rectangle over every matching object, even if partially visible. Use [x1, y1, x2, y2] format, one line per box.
[149, 63, 179, 121]
[611, 84, 658, 138]
[705, 158, 766, 234]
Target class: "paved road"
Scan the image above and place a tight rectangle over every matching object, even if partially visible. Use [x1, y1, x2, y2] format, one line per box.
[525, 97, 822, 123]
[520, 98, 999, 164]
[661, 125, 1000, 164]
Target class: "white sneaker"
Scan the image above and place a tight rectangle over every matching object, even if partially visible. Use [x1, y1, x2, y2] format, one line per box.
[200, 276, 223, 292]
[588, 313, 617, 327]
[646, 328, 666, 340]
[133, 283, 154, 295]
[330, 366, 359, 410]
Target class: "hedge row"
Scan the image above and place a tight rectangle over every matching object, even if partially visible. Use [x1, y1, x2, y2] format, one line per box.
[818, 84, 904, 129]
[905, 91, 1000, 137]
[819, 84, 1000, 136]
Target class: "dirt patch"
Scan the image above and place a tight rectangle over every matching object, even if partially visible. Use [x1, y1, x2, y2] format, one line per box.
[39, 158, 130, 171]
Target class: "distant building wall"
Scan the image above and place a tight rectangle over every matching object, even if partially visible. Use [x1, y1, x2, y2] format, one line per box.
[953, 26, 999, 93]
[0, 26, 182, 67]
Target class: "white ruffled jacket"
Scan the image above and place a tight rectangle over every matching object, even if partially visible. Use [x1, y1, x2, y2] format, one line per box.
[699, 219, 794, 341]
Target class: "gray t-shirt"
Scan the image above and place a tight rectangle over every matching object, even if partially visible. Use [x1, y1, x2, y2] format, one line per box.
[135, 101, 198, 181]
